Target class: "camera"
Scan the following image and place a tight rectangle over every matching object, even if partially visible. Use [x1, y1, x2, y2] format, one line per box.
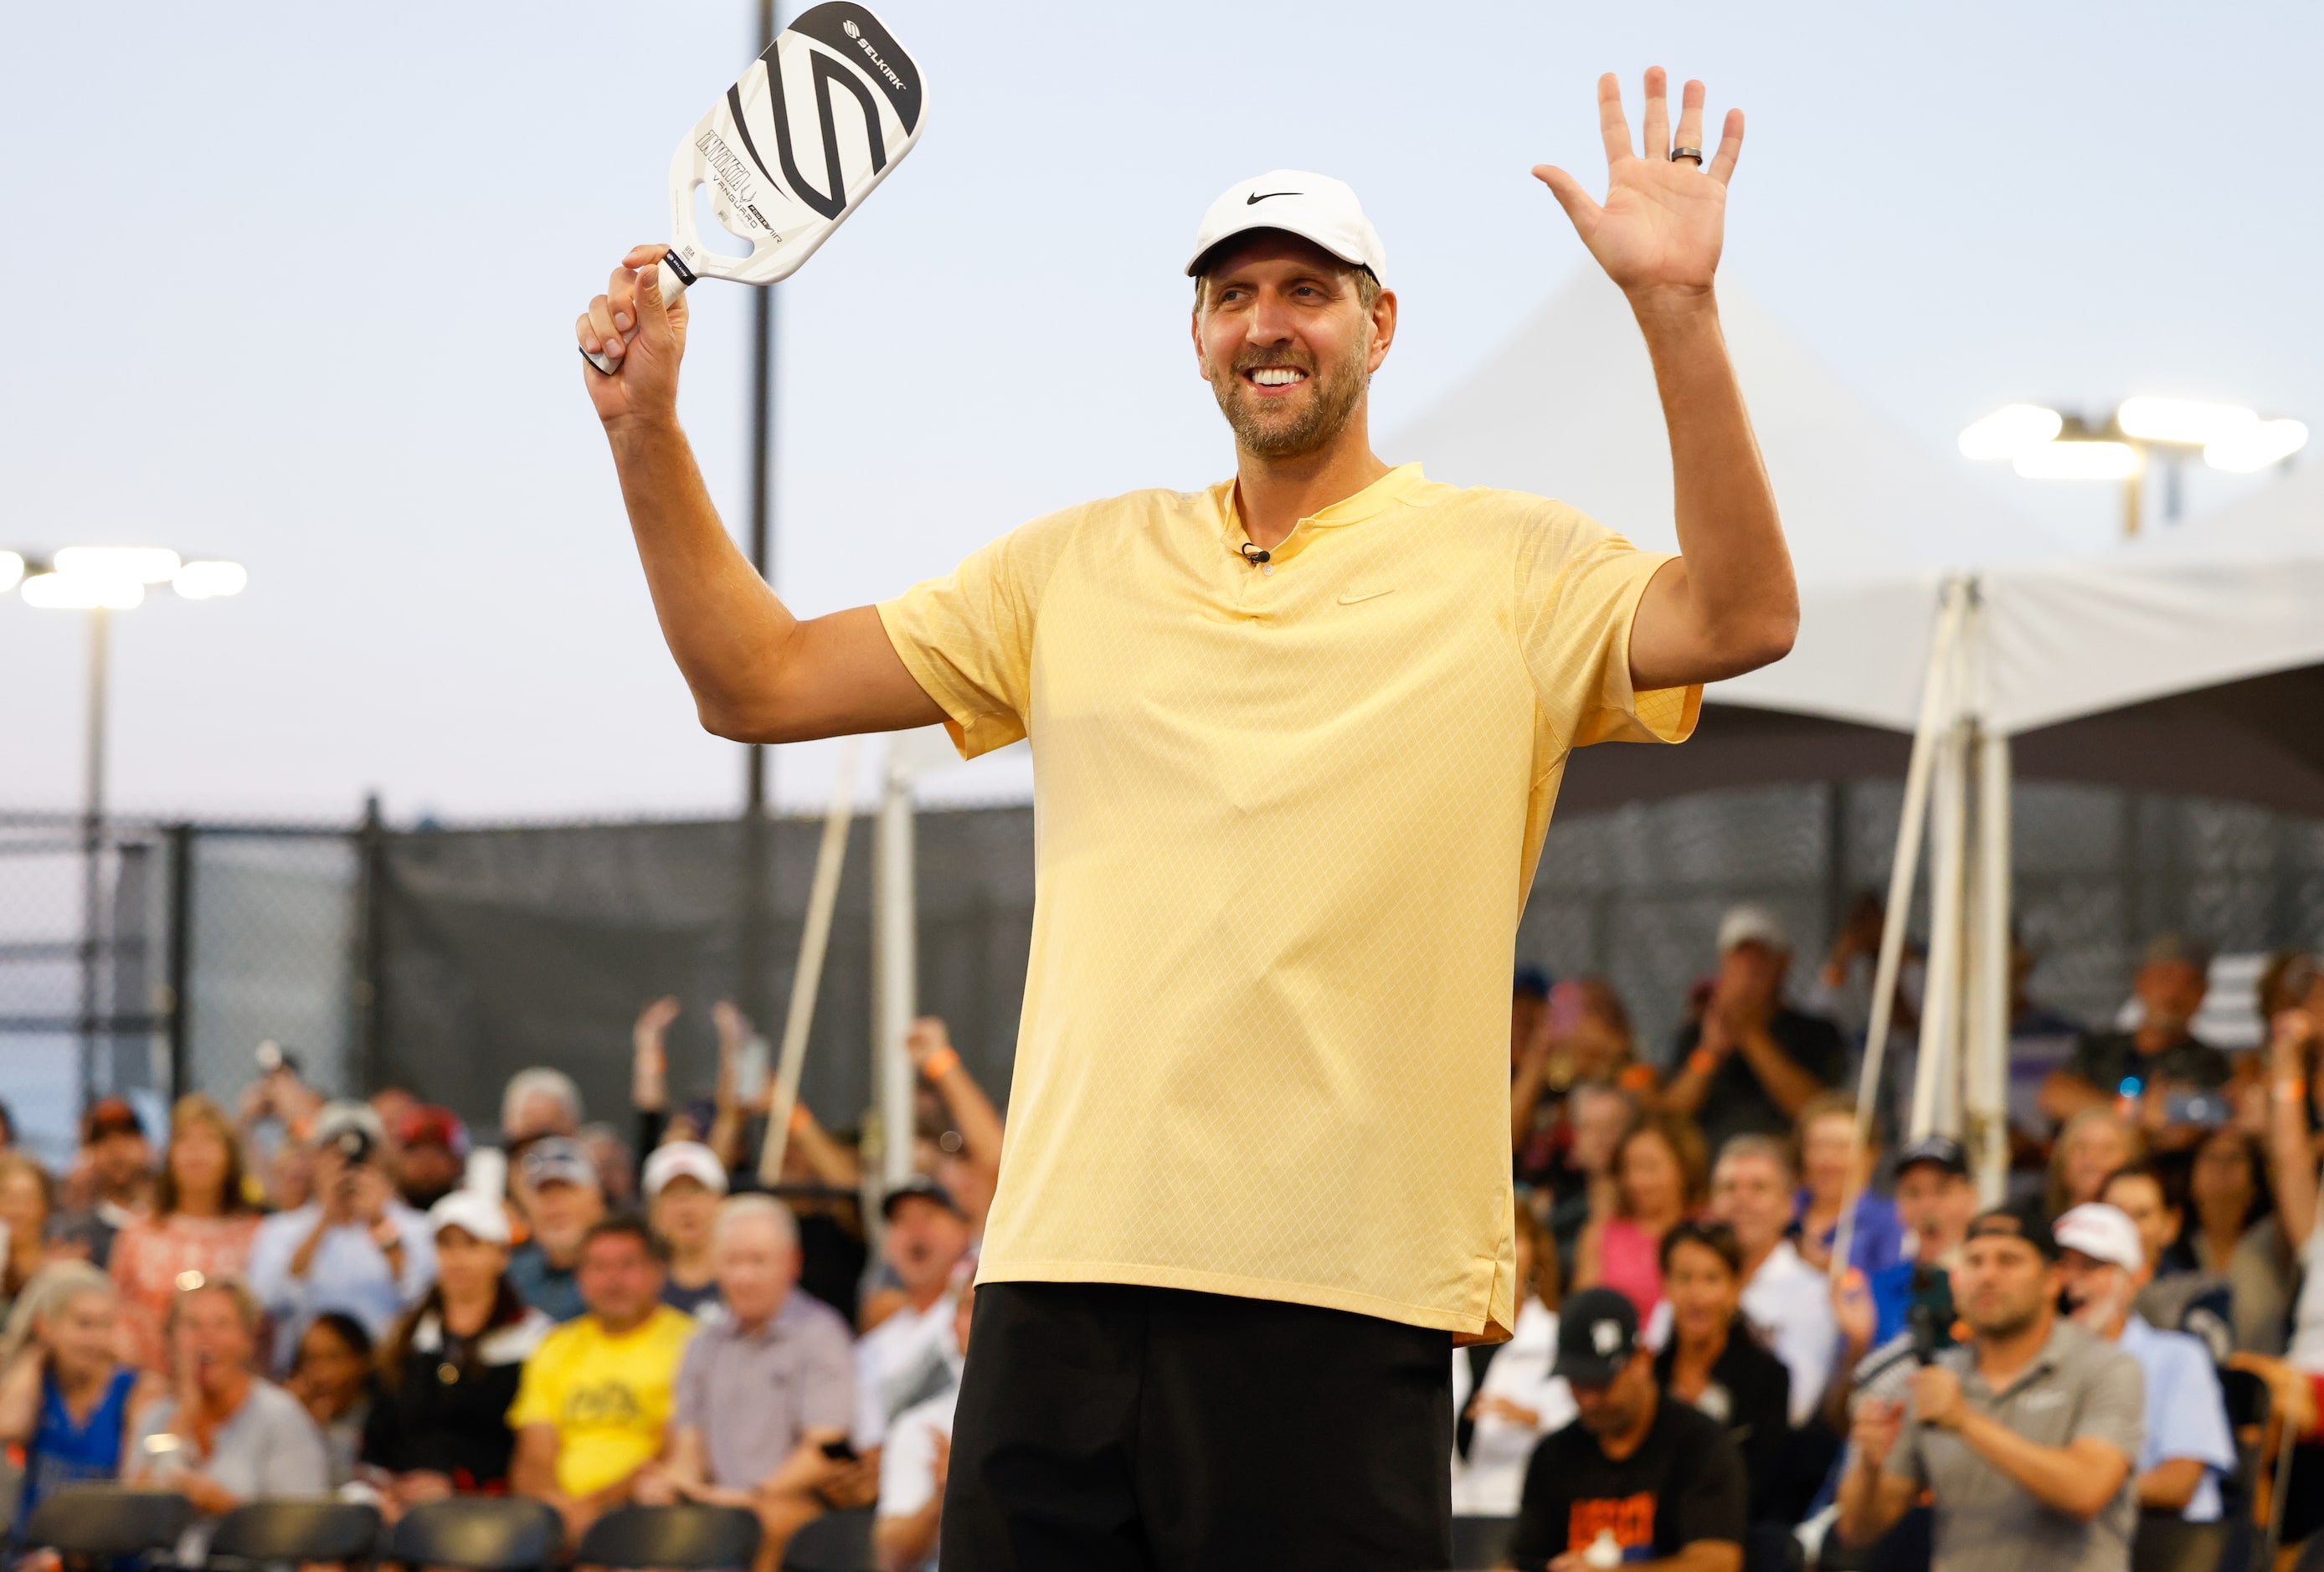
[331, 1124, 376, 1168]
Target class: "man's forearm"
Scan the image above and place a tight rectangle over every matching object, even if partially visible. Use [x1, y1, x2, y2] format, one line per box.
[874, 1499, 942, 1572]
[1661, 1056, 1714, 1115]
[1835, 1455, 1905, 1547]
[1734, 1028, 1821, 1116]
[2137, 1458, 2207, 1513]
[2039, 1071, 2107, 1123]
[608, 419, 800, 738]
[1630, 290, 1793, 685]
[1952, 1413, 2126, 1520]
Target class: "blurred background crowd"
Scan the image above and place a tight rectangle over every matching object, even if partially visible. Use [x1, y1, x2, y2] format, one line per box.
[0, 898, 2318, 1572]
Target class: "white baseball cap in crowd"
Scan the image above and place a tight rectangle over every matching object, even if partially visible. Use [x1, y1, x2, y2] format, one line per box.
[1185, 170, 1387, 281]
[428, 1187, 512, 1247]
[1716, 903, 1792, 955]
[643, 1140, 730, 1199]
[2054, 1202, 2144, 1273]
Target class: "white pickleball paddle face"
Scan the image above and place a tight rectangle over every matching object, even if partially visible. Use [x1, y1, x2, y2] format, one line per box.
[669, 2, 927, 287]
[584, 2, 927, 372]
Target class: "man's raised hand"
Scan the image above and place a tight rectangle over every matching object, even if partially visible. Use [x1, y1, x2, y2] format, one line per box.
[577, 245, 690, 427]
[1534, 69, 1742, 302]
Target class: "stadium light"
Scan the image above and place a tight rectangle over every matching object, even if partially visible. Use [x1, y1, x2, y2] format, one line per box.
[2013, 441, 2141, 480]
[2205, 419, 2309, 475]
[1959, 395, 2306, 537]
[2114, 398, 2262, 445]
[1957, 403, 2063, 460]
[52, 546, 183, 584]
[3, 541, 247, 1121]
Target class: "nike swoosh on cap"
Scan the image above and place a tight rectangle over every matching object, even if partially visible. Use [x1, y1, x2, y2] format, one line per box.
[1337, 588, 1395, 605]
[1245, 191, 1300, 204]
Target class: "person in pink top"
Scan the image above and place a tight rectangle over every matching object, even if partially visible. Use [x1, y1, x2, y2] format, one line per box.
[109, 1097, 262, 1370]
[1575, 1111, 1706, 1318]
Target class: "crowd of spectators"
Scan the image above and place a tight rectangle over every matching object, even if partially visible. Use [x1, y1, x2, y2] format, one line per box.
[0, 1004, 999, 1571]
[0, 904, 2317, 1572]
[1499, 905, 2324, 1572]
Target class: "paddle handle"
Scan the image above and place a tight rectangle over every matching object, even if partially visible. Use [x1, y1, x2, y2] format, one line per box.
[580, 259, 691, 375]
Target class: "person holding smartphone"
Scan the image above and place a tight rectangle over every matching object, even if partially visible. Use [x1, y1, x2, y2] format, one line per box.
[247, 1103, 436, 1373]
[640, 1195, 866, 1572]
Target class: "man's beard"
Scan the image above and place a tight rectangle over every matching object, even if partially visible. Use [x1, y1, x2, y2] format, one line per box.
[1967, 1294, 2044, 1342]
[1207, 341, 1370, 459]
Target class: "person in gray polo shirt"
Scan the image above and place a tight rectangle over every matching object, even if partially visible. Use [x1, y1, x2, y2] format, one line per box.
[1836, 1201, 2145, 1572]
[639, 1194, 872, 1566]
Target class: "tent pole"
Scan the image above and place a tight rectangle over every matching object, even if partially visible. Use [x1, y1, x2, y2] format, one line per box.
[1830, 578, 1965, 1287]
[871, 742, 919, 1203]
[1913, 707, 1969, 1138]
[758, 738, 861, 1187]
[1969, 725, 2013, 1205]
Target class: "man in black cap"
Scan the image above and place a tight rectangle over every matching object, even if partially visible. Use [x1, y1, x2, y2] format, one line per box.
[1509, 1286, 1746, 1572]
[1867, 1135, 1977, 1346]
[855, 1177, 974, 1452]
[1837, 1202, 2145, 1572]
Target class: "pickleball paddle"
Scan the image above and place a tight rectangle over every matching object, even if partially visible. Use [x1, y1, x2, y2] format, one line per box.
[583, 2, 927, 373]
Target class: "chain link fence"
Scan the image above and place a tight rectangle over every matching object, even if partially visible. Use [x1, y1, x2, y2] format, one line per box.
[3, 783, 2321, 1159]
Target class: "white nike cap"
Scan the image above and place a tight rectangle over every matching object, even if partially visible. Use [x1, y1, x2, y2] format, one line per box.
[2054, 1202, 2144, 1273]
[1185, 169, 1386, 281]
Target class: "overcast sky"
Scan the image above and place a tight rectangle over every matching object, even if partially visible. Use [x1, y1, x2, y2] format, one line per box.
[4, 1, 2318, 823]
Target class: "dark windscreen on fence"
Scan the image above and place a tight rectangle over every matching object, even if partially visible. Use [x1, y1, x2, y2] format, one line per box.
[373, 809, 1036, 1141]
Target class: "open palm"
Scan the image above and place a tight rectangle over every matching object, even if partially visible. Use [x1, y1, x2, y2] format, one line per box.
[1535, 69, 1742, 298]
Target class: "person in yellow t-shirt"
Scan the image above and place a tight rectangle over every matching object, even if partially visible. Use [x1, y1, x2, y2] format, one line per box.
[508, 1217, 693, 1549]
[576, 67, 1795, 1572]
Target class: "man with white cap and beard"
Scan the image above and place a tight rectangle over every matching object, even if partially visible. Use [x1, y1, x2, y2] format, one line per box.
[578, 68, 1793, 1569]
[2053, 1201, 2236, 1530]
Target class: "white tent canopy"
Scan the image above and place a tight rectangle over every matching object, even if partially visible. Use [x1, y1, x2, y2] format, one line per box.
[1396, 269, 2324, 814]
[1392, 269, 2060, 584]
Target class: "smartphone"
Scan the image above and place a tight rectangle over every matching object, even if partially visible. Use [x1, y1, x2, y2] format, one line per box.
[819, 1438, 861, 1463]
[2163, 1090, 2231, 1129]
[464, 1148, 508, 1204]
[737, 1034, 770, 1106]
[142, 1433, 185, 1482]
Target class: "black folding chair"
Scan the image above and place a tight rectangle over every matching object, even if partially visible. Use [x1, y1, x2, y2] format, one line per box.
[1449, 1515, 1518, 1570]
[2131, 1515, 2229, 1572]
[208, 1498, 383, 1570]
[388, 1498, 563, 1572]
[778, 1508, 873, 1572]
[577, 1505, 761, 1571]
[20, 1486, 194, 1568]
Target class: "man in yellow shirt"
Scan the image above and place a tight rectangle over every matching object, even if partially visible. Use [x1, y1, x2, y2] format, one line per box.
[508, 1216, 695, 1549]
[577, 67, 1793, 1572]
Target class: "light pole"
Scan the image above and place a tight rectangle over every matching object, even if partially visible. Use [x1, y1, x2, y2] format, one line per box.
[1, 547, 247, 1115]
[1958, 398, 2307, 537]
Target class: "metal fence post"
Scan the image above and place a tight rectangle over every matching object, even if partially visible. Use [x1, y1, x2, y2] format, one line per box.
[166, 824, 194, 1102]
[353, 795, 388, 1094]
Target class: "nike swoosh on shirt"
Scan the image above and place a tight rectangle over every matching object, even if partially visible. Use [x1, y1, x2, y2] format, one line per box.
[1245, 191, 1300, 204]
[1338, 588, 1395, 605]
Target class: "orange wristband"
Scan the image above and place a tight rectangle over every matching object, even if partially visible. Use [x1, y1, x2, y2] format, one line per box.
[788, 1102, 813, 1133]
[2277, 1077, 2309, 1104]
[921, 1045, 960, 1081]
[1687, 1048, 1717, 1078]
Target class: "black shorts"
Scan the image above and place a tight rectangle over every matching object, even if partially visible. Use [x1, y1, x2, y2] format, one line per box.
[941, 1280, 1455, 1572]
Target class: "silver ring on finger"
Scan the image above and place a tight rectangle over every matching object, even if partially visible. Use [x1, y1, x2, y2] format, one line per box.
[1670, 146, 1704, 165]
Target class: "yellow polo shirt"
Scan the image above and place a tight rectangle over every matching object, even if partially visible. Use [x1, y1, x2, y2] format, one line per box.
[877, 463, 1697, 1340]
[506, 1305, 695, 1496]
